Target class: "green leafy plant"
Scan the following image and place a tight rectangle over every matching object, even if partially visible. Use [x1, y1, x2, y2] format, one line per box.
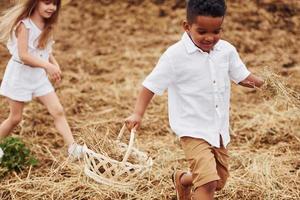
[0, 137, 38, 173]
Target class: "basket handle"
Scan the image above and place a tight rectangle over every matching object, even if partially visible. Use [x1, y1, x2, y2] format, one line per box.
[117, 124, 136, 163]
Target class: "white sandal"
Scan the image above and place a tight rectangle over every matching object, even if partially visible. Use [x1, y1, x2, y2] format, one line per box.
[68, 143, 86, 159]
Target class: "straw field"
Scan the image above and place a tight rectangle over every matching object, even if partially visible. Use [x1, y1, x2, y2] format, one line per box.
[0, 0, 299, 199]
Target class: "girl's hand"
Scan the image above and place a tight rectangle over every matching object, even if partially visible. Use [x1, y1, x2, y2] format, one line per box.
[45, 63, 62, 83]
[55, 64, 61, 71]
[125, 114, 142, 131]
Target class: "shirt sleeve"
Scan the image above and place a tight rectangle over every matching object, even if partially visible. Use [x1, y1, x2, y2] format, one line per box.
[229, 47, 251, 84]
[142, 52, 175, 96]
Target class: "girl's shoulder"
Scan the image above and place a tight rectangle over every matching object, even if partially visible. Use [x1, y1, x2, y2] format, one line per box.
[18, 18, 32, 30]
[13, 18, 32, 32]
[15, 18, 42, 37]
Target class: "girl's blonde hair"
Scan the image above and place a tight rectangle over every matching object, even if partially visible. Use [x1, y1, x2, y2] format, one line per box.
[0, 0, 61, 49]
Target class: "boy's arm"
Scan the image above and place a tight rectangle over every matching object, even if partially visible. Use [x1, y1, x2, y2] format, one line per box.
[125, 51, 174, 130]
[239, 73, 264, 88]
[228, 45, 264, 88]
[125, 87, 154, 130]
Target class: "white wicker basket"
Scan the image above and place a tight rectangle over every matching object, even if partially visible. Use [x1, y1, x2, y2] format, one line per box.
[83, 125, 153, 188]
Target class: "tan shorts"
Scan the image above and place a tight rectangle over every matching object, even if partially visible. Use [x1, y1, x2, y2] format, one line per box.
[180, 136, 229, 190]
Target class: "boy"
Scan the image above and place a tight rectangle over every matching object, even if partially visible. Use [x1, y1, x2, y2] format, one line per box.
[125, 0, 264, 199]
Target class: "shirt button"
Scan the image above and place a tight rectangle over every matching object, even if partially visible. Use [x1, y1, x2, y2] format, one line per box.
[216, 105, 218, 108]
[213, 80, 216, 84]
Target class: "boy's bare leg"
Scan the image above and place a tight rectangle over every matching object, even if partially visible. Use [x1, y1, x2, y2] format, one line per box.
[0, 98, 24, 139]
[181, 172, 193, 186]
[192, 181, 217, 200]
[37, 92, 75, 146]
[173, 171, 193, 200]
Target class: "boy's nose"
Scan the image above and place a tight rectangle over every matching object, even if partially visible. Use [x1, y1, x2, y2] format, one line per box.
[204, 36, 214, 42]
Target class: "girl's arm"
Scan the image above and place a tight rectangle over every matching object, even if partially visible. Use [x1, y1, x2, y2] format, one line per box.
[125, 87, 154, 130]
[49, 54, 61, 83]
[239, 73, 264, 88]
[17, 23, 61, 82]
[49, 54, 59, 68]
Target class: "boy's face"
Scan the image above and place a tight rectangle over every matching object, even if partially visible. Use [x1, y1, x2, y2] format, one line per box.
[183, 16, 224, 53]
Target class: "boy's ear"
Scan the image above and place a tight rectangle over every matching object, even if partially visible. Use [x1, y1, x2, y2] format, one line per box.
[182, 21, 190, 32]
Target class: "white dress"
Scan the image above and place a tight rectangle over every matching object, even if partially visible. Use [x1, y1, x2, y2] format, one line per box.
[0, 18, 54, 102]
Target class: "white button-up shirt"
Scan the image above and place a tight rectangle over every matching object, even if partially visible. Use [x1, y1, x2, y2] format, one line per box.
[142, 32, 250, 148]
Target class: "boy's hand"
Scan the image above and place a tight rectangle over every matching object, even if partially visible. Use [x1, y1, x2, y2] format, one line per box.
[45, 63, 62, 83]
[125, 114, 142, 131]
[239, 74, 264, 88]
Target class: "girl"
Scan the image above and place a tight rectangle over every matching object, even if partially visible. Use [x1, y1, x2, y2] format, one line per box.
[0, 0, 84, 160]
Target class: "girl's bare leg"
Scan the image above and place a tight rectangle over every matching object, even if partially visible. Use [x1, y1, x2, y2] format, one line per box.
[0, 98, 24, 139]
[37, 92, 75, 146]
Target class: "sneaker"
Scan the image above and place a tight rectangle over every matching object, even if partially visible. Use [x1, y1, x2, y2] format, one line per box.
[172, 170, 191, 200]
[0, 147, 3, 162]
[68, 143, 85, 159]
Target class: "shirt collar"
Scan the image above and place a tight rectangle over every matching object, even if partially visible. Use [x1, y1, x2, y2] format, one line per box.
[181, 32, 221, 54]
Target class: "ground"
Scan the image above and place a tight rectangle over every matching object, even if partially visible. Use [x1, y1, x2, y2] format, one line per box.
[0, 0, 299, 199]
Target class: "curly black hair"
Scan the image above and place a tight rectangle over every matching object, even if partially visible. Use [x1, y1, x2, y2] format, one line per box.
[187, 0, 227, 23]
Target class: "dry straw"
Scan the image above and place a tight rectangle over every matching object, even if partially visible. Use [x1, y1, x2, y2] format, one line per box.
[0, 0, 300, 199]
[259, 67, 300, 108]
[231, 67, 300, 139]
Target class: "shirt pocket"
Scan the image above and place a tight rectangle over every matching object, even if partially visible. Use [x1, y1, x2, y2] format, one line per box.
[217, 62, 230, 92]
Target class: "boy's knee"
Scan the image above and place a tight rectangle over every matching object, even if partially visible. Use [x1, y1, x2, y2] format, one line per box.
[192, 181, 218, 200]
[9, 115, 22, 126]
[201, 181, 218, 193]
[216, 177, 227, 191]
